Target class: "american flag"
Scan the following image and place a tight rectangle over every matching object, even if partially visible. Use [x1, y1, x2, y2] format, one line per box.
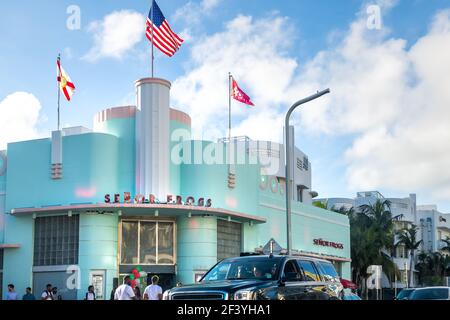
[146, 0, 183, 57]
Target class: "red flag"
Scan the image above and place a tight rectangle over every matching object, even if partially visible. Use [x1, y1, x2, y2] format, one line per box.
[57, 58, 76, 102]
[231, 78, 254, 106]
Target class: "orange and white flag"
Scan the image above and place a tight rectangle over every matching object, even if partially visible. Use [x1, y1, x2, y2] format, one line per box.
[57, 58, 75, 101]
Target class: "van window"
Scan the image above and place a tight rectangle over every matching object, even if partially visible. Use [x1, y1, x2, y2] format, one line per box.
[298, 260, 320, 281]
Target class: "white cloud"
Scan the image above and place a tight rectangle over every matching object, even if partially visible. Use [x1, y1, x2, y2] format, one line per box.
[172, 14, 297, 140]
[342, 9, 450, 201]
[172, 4, 450, 203]
[0, 92, 43, 150]
[83, 10, 145, 62]
[172, 0, 222, 41]
[201, 0, 221, 11]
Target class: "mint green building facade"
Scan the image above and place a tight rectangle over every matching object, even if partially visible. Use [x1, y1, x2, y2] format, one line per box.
[0, 78, 350, 300]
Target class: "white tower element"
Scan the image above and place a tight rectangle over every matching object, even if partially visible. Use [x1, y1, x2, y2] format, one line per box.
[135, 78, 171, 200]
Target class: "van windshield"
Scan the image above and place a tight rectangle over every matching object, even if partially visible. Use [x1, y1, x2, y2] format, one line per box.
[202, 257, 283, 282]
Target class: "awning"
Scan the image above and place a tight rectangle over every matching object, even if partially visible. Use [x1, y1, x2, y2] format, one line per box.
[292, 249, 352, 263]
[340, 278, 358, 289]
[10, 203, 266, 224]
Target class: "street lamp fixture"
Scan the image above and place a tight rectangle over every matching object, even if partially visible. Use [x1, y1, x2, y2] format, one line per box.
[285, 89, 331, 255]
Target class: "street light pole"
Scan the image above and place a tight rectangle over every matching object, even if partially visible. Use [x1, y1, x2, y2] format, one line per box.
[285, 89, 330, 255]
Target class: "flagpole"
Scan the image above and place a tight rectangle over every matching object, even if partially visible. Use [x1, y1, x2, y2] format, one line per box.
[57, 53, 61, 131]
[151, 1, 154, 78]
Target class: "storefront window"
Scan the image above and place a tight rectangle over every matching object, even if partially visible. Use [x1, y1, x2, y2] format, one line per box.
[158, 223, 174, 264]
[121, 221, 138, 264]
[140, 222, 156, 264]
[120, 220, 175, 265]
[33, 215, 79, 266]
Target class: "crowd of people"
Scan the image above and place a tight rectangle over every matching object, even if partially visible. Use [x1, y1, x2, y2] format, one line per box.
[5, 283, 61, 300]
[4, 275, 164, 301]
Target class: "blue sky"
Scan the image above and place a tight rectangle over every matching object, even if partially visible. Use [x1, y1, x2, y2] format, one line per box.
[1, 0, 450, 211]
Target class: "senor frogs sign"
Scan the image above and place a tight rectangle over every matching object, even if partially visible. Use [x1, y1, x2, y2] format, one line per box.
[105, 192, 212, 207]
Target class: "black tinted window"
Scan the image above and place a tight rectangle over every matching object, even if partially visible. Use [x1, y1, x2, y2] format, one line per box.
[283, 260, 301, 281]
[411, 288, 449, 300]
[396, 289, 414, 300]
[298, 260, 320, 281]
[202, 257, 282, 281]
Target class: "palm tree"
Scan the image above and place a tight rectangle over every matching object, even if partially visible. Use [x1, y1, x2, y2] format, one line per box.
[395, 225, 422, 287]
[348, 200, 399, 293]
[440, 237, 450, 253]
[359, 200, 399, 282]
[331, 206, 354, 216]
[360, 200, 394, 248]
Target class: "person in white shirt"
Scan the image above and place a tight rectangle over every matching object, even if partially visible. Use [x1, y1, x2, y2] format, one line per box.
[41, 284, 55, 301]
[114, 276, 136, 300]
[85, 285, 96, 300]
[144, 275, 163, 300]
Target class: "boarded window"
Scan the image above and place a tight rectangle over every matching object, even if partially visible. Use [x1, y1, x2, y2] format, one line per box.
[217, 220, 241, 261]
[33, 215, 79, 266]
[120, 220, 175, 265]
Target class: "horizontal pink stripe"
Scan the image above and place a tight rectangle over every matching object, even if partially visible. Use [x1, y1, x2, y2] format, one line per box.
[170, 108, 191, 127]
[95, 106, 137, 123]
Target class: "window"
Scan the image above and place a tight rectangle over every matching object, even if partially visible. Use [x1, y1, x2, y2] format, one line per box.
[296, 158, 303, 171]
[297, 186, 303, 202]
[33, 215, 79, 266]
[139, 222, 156, 264]
[298, 260, 320, 281]
[121, 221, 139, 264]
[303, 156, 309, 171]
[202, 257, 283, 282]
[120, 220, 175, 265]
[317, 261, 340, 282]
[158, 222, 174, 264]
[217, 220, 241, 261]
[395, 246, 409, 259]
[283, 260, 301, 281]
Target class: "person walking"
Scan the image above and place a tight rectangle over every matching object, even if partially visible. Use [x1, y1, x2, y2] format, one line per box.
[143, 275, 163, 300]
[114, 276, 136, 300]
[41, 284, 55, 300]
[52, 287, 62, 300]
[5, 284, 19, 300]
[22, 287, 36, 300]
[85, 285, 96, 300]
[134, 286, 142, 300]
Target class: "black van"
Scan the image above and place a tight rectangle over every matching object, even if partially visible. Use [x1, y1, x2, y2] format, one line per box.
[163, 255, 344, 300]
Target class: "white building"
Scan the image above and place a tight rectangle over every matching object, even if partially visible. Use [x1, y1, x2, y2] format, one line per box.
[417, 205, 450, 253]
[316, 191, 450, 288]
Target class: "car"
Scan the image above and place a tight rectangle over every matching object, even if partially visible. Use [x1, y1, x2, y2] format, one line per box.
[394, 288, 415, 300]
[163, 255, 344, 300]
[409, 287, 450, 300]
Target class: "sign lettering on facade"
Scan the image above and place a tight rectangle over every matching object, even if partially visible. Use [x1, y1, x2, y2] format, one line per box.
[104, 192, 212, 207]
[313, 238, 344, 249]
